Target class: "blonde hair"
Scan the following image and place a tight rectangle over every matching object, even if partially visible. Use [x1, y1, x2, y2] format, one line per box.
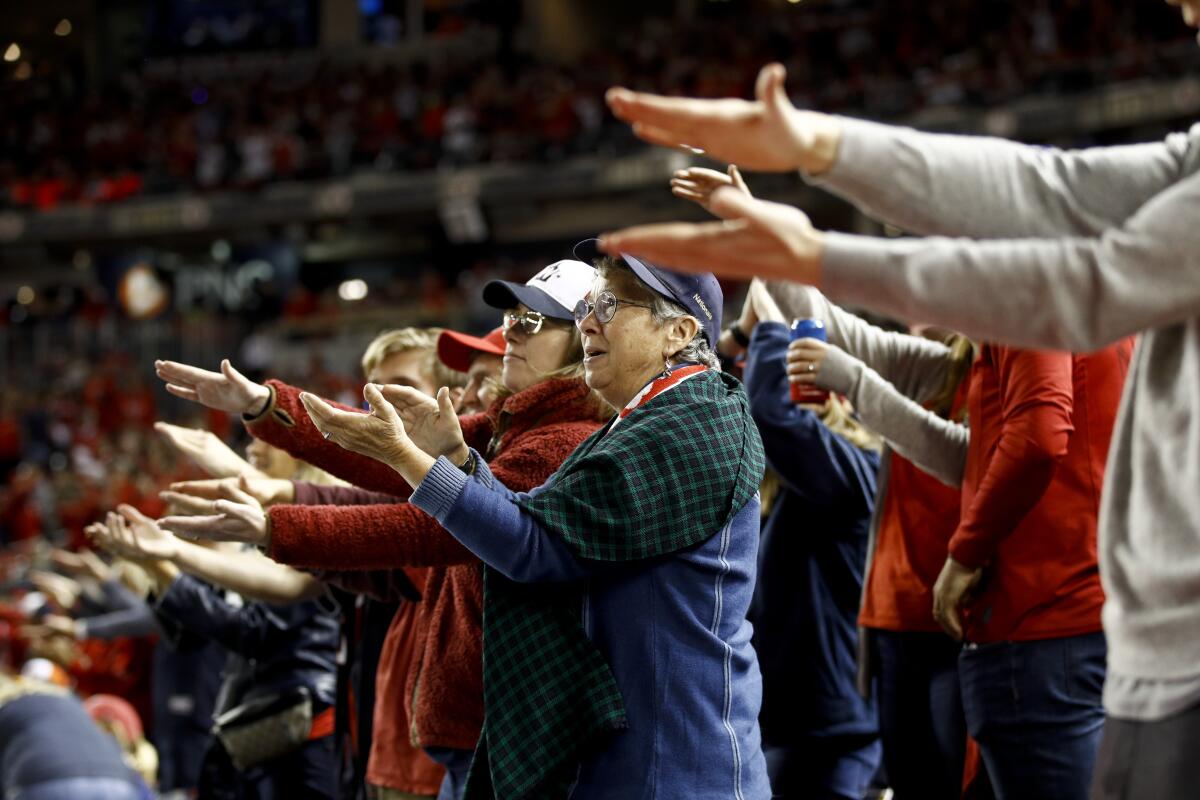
[816, 394, 883, 453]
[925, 333, 975, 422]
[491, 318, 611, 421]
[360, 328, 466, 390]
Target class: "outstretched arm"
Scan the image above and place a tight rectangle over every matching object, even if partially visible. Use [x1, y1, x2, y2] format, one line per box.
[610, 63, 1199, 238]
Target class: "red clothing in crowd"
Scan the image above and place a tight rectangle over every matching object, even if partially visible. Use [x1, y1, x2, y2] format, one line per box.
[859, 384, 968, 633]
[247, 377, 604, 762]
[951, 341, 1133, 643]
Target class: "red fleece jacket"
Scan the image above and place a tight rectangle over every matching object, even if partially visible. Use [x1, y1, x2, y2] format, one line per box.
[951, 340, 1132, 643]
[246, 377, 604, 750]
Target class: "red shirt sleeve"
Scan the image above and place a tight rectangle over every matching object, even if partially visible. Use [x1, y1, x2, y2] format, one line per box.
[246, 380, 493, 498]
[266, 422, 592, 570]
[949, 347, 1075, 568]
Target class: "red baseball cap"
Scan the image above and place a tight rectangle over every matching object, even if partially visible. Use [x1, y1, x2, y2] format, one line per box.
[437, 327, 506, 373]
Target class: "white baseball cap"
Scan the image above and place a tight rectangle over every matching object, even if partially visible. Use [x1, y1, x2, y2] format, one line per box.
[483, 259, 596, 321]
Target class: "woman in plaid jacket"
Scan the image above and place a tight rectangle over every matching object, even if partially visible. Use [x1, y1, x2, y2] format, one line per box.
[305, 254, 772, 799]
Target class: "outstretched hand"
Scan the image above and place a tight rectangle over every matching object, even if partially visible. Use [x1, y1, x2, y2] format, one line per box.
[606, 63, 841, 174]
[50, 548, 112, 584]
[160, 476, 264, 518]
[301, 384, 439, 489]
[158, 496, 269, 548]
[378, 385, 469, 464]
[670, 165, 751, 215]
[155, 422, 265, 479]
[600, 188, 823, 285]
[163, 474, 294, 511]
[154, 358, 270, 415]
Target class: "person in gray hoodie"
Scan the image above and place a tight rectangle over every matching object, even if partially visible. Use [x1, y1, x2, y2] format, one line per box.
[601, 9, 1200, 792]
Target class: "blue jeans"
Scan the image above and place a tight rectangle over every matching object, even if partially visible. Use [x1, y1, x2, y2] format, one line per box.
[874, 629, 968, 800]
[424, 747, 473, 800]
[13, 777, 143, 800]
[959, 631, 1106, 800]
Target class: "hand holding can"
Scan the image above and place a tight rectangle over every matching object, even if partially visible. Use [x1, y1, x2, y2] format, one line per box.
[789, 318, 830, 405]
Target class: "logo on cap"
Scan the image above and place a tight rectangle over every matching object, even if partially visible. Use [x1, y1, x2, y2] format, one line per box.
[693, 293, 713, 320]
[530, 263, 561, 285]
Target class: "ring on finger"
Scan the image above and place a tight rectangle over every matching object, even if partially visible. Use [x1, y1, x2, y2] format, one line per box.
[807, 363, 815, 373]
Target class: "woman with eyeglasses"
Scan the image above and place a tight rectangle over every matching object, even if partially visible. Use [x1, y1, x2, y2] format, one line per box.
[301, 254, 771, 799]
[150, 259, 607, 800]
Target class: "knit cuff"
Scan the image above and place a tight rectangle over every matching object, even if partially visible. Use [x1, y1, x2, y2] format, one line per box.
[411, 456, 471, 522]
[243, 382, 296, 429]
[817, 344, 862, 396]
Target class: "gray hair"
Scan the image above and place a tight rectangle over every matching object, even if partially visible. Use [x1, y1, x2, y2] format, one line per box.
[649, 295, 722, 370]
[594, 256, 721, 370]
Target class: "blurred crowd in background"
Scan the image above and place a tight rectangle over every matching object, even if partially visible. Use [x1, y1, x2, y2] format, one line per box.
[3, 0, 1198, 210]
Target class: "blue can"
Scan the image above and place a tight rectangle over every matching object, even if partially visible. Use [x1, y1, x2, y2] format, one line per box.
[789, 318, 830, 404]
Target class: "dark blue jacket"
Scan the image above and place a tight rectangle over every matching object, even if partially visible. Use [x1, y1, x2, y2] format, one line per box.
[154, 574, 339, 712]
[743, 322, 880, 742]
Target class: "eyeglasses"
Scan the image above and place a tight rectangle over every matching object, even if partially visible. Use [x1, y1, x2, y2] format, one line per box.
[573, 290, 655, 327]
[503, 309, 548, 336]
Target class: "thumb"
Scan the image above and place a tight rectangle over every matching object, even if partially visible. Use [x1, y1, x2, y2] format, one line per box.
[220, 359, 252, 389]
[436, 387, 457, 419]
[364, 384, 401, 424]
[707, 185, 759, 223]
[227, 477, 259, 508]
[117, 504, 151, 526]
[214, 499, 255, 522]
[728, 164, 750, 195]
[756, 62, 791, 118]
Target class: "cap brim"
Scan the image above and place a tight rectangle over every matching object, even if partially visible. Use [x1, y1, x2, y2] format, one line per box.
[620, 253, 684, 307]
[482, 280, 573, 320]
[437, 330, 506, 373]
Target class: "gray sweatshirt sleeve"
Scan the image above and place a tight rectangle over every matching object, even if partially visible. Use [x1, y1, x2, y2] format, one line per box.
[809, 117, 1200, 238]
[820, 167, 1200, 352]
[819, 345, 967, 487]
[766, 281, 951, 403]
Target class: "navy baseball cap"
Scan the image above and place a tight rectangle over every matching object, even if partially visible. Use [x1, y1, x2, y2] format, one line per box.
[623, 254, 723, 348]
[483, 259, 595, 321]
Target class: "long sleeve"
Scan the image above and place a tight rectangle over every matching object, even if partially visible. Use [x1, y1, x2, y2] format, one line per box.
[817, 343, 968, 487]
[743, 322, 879, 513]
[78, 604, 161, 640]
[820, 164, 1200, 353]
[411, 455, 591, 584]
[94, 579, 145, 613]
[764, 283, 951, 403]
[245, 380, 416, 496]
[154, 573, 323, 659]
[809, 117, 1200, 239]
[266, 422, 587, 570]
[949, 348, 1074, 568]
[292, 482, 400, 506]
[268, 501, 476, 568]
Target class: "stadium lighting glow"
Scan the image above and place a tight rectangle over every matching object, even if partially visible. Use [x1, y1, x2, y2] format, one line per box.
[55, 19, 73, 37]
[4, 44, 20, 63]
[14, 62, 31, 80]
[339, 279, 369, 302]
[16, 286, 34, 305]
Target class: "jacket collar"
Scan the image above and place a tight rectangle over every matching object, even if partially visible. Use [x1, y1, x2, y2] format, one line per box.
[485, 377, 598, 436]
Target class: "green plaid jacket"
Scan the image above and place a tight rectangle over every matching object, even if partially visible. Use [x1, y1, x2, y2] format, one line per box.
[466, 370, 765, 799]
